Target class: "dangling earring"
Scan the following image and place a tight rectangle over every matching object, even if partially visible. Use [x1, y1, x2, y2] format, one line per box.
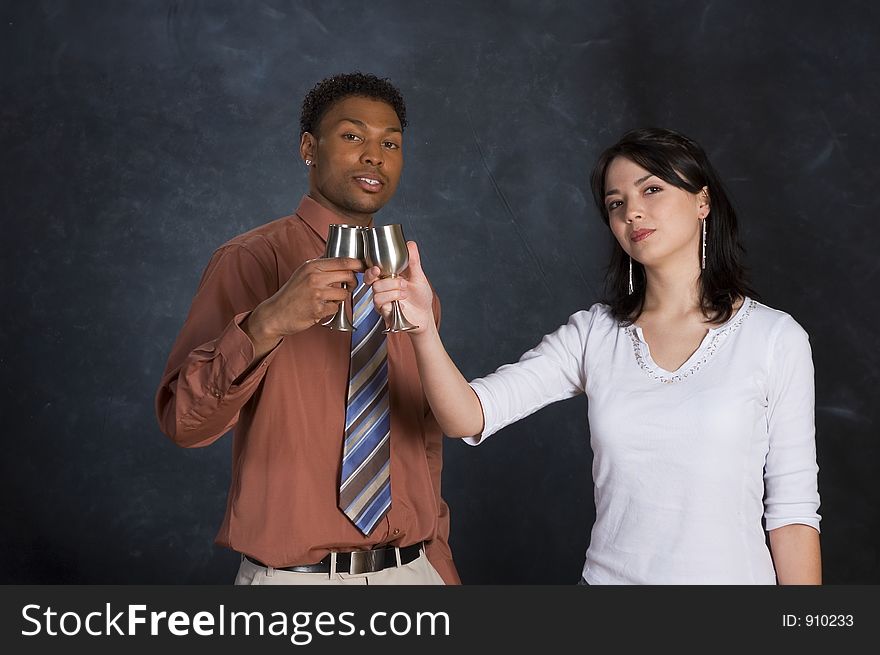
[628, 256, 634, 294]
[304, 159, 313, 166]
[701, 218, 707, 270]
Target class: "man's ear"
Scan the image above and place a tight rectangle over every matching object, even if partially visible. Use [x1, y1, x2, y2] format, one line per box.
[300, 131, 316, 166]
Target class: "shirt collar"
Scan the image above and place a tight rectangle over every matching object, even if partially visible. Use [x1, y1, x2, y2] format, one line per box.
[295, 195, 374, 242]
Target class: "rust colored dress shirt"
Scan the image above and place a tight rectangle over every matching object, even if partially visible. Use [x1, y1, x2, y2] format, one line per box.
[156, 196, 460, 584]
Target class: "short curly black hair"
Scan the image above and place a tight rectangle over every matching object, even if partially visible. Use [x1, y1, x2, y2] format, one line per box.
[300, 71, 407, 136]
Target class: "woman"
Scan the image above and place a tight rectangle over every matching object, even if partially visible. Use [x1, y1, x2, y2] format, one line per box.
[365, 128, 821, 584]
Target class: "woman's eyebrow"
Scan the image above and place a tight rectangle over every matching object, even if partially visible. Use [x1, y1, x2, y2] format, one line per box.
[605, 174, 654, 197]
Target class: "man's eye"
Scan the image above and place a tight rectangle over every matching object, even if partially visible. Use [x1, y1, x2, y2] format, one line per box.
[342, 133, 361, 141]
[383, 141, 400, 149]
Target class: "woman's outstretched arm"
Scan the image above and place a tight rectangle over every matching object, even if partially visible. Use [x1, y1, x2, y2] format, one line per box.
[366, 241, 483, 438]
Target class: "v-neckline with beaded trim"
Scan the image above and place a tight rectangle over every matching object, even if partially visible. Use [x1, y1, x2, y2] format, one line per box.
[623, 298, 757, 384]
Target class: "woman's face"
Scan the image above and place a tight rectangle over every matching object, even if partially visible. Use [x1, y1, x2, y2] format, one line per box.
[603, 156, 708, 270]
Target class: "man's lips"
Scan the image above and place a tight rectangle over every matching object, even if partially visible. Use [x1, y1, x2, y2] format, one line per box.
[630, 229, 655, 242]
[353, 174, 385, 192]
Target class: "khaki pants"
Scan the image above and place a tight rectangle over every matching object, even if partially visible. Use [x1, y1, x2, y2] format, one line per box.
[234, 548, 445, 585]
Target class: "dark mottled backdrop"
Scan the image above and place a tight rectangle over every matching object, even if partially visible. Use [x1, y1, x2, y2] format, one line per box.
[2, 0, 878, 583]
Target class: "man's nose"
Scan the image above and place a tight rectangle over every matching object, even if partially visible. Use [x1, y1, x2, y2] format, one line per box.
[361, 141, 383, 166]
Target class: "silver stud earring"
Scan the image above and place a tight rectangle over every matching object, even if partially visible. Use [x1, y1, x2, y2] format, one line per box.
[304, 159, 312, 166]
[628, 256, 634, 294]
[701, 218, 707, 270]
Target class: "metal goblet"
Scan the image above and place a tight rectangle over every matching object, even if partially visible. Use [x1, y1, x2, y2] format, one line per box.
[363, 224, 419, 333]
[321, 224, 365, 332]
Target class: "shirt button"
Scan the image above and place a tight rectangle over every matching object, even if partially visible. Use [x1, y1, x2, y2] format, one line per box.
[393, 529, 400, 535]
[213, 391, 222, 399]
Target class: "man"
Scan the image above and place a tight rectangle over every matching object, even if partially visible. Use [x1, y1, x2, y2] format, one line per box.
[156, 72, 459, 585]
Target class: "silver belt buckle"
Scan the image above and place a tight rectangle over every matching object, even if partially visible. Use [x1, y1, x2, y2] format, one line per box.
[348, 550, 379, 574]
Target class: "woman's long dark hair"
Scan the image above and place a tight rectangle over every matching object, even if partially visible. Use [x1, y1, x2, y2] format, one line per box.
[589, 127, 757, 324]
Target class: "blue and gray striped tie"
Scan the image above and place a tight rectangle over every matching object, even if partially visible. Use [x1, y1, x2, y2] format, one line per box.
[339, 273, 392, 535]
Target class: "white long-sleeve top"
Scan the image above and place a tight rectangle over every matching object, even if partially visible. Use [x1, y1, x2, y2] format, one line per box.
[467, 298, 821, 584]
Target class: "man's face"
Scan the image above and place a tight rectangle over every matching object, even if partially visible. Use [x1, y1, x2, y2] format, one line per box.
[301, 96, 403, 223]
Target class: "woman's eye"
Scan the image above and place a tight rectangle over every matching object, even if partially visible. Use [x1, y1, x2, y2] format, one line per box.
[645, 186, 662, 194]
[607, 200, 622, 211]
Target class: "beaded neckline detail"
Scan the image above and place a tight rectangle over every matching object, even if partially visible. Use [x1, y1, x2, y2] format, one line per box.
[624, 299, 757, 384]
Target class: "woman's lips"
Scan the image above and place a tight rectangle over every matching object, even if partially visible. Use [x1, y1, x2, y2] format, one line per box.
[631, 229, 655, 242]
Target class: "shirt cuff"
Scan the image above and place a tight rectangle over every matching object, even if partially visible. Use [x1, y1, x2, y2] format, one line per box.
[224, 311, 258, 369]
[765, 517, 821, 533]
[217, 311, 280, 387]
[462, 380, 493, 446]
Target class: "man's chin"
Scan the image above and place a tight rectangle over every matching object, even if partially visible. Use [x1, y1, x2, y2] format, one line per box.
[344, 195, 389, 216]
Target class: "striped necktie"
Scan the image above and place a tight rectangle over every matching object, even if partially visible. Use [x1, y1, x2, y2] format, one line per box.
[339, 273, 392, 535]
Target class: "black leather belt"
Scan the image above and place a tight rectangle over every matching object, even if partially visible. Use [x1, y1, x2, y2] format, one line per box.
[245, 542, 424, 575]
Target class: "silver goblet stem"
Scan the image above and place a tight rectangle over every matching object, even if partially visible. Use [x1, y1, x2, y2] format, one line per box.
[321, 224, 365, 332]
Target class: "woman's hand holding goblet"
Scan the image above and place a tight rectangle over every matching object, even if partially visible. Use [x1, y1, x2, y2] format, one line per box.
[365, 240, 435, 337]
